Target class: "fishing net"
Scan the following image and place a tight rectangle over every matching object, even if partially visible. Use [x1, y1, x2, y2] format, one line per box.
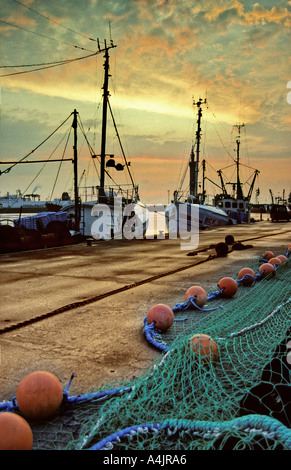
[1, 247, 291, 450]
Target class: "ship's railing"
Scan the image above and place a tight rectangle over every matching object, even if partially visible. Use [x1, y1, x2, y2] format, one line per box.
[79, 185, 140, 204]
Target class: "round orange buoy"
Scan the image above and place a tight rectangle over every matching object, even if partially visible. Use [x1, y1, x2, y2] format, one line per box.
[217, 277, 238, 298]
[16, 371, 63, 421]
[263, 251, 274, 260]
[147, 304, 174, 331]
[238, 268, 256, 286]
[185, 286, 207, 308]
[259, 263, 275, 278]
[277, 255, 287, 263]
[0, 412, 33, 450]
[187, 334, 219, 364]
[268, 257, 282, 266]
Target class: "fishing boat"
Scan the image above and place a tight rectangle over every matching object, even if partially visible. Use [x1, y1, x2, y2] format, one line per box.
[0, 190, 71, 214]
[213, 123, 260, 224]
[169, 98, 230, 232]
[58, 41, 147, 239]
[0, 40, 147, 252]
[169, 99, 260, 232]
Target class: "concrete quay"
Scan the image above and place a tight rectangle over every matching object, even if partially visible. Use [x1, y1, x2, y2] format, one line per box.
[0, 220, 290, 402]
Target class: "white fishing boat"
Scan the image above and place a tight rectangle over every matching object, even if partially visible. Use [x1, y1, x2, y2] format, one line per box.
[58, 41, 148, 239]
[213, 123, 260, 224]
[0, 190, 71, 214]
[169, 99, 260, 232]
[170, 98, 230, 231]
[0, 40, 148, 251]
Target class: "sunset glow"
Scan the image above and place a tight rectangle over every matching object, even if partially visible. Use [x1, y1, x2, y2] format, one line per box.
[1, 0, 290, 205]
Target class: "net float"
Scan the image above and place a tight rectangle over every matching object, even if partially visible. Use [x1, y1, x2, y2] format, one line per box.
[217, 277, 238, 298]
[262, 251, 274, 260]
[259, 263, 275, 278]
[147, 304, 174, 331]
[187, 333, 219, 364]
[238, 268, 256, 286]
[0, 412, 33, 450]
[16, 371, 64, 421]
[185, 286, 207, 308]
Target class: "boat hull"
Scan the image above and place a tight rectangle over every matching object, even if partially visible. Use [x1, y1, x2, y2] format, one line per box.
[61, 199, 148, 239]
[166, 202, 229, 233]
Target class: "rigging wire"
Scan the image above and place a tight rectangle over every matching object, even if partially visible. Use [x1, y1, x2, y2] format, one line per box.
[0, 51, 98, 77]
[175, 111, 195, 193]
[18, 125, 72, 202]
[77, 113, 121, 189]
[0, 19, 96, 53]
[0, 112, 73, 175]
[11, 0, 97, 43]
[206, 103, 236, 163]
[49, 127, 72, 201]
[108, 100, 135, 187]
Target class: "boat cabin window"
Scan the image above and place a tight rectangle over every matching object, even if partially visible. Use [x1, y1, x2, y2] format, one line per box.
[225, 202, 231, 208]
[232, 202, 237, 209]
[239, 202, 244, 209]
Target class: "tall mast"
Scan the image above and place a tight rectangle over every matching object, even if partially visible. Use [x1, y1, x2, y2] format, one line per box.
[189, 98, 207, 199]
[72, 109, 79, 231]
[100, 41, 110, 192]
[234, 123, 244, 200]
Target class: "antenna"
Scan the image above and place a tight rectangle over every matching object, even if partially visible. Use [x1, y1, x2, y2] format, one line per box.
[109, 20, 112, 43]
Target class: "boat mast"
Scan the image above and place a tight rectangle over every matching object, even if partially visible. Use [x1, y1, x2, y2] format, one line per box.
[234, 123, 244, 200]
[190, 98, 207, 201]
[100, 42, 110, 194]
[98, 39, 116, 196]
[72, 109, 80, 231]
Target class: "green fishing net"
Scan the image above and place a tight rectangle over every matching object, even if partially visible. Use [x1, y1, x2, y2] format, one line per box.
[2, 250, 291, 450]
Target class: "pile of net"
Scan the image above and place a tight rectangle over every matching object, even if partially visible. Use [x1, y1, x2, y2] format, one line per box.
[1, 246, 291, 450]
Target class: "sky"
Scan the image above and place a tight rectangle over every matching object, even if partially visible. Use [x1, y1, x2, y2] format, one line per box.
[0, 0, 290, 206]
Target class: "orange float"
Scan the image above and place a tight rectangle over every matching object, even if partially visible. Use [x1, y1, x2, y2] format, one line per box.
[185, 286, 207, 308]
[147, 304, 174, 331]
[268, 257, 282, 266]
[16, 371, 63, 421]
[238, 268, 256, 286]
[217, 277, 238, 298]
[277, 255, 287, 263]
[263, 251, 275, 260]
[187, 334, 219, 364]
[259, 263, 275, 278]
[0, 412, 33, 450]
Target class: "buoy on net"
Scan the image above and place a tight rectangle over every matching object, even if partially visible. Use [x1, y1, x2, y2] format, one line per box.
[225, 235, 235, 245]
[185, 286, 207, 308]
[215, 242, 229, 257]
[268, 257, 282, 266]
[147, 304, 174, 331]
[217, 277, 238, 298]
[187, 333, 219, 364]
[16, 371, 64, 421]
[0, 412, 33, 450]
[259, 263, 275, 278]
[263, 251, 274, 260]
[238, 267, 256, 286]
[277, 254, 287, 263]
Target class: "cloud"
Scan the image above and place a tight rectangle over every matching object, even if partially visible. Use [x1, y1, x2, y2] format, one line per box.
[1, 1, 290, 204]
